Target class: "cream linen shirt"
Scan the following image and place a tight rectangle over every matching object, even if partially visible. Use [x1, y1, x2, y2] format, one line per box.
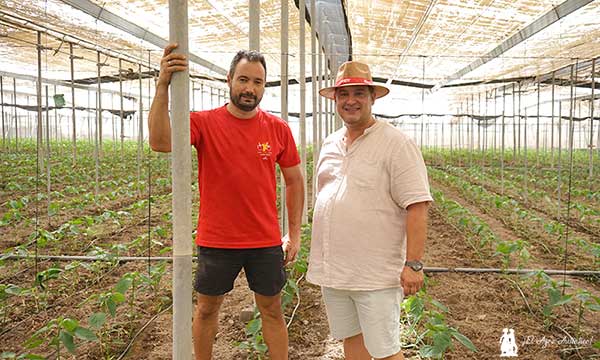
[307, 120, 433, 291]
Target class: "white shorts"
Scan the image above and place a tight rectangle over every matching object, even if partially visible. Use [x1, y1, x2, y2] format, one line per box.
[321, 286, 404, 359]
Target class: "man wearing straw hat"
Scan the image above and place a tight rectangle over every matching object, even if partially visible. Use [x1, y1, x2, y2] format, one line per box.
[307, 61, 432, 359]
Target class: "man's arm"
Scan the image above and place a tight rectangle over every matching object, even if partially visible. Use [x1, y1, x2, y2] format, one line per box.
[401, 201, 430, 296]
[280, 164, 305, 264]
[148, 43, 188, 153]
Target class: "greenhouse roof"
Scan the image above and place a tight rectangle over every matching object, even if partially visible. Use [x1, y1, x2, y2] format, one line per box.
[0, 0, 599, 90]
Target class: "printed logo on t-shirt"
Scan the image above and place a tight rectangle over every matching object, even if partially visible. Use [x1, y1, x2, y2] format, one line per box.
[257, 142, 272, 160]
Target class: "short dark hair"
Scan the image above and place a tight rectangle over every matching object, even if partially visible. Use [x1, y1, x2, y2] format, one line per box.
[229, 50, 267, 80]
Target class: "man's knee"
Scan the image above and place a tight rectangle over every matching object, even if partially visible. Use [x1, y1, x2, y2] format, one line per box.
[255, 293, 283, 320]
[195, 295, 224, 321]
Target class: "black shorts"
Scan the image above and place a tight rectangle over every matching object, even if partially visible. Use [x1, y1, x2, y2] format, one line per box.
[194, 245, 286, 297]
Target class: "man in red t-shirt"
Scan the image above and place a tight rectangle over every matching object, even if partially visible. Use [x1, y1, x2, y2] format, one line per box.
[149, 43, 304, 360]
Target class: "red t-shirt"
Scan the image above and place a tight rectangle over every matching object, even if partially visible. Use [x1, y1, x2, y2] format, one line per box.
[190, 105, 300, 249]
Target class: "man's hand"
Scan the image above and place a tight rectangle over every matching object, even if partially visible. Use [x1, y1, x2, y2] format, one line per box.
[157, 43, 188, 88]
[400, 266, 424, 296]
[281, 233, 300, 266]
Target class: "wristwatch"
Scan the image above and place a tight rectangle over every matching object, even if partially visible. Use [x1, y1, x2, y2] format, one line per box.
[405, 260, 424, 272]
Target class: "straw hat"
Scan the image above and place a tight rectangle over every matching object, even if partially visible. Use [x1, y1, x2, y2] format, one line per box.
[319, 61, 390, 100]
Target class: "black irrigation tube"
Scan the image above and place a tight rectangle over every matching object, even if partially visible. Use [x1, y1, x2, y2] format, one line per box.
[3, 255, 600, 276]
[425, 267, 600, 276]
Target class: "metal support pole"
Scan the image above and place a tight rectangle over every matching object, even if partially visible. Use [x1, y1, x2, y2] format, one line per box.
[318, 46, 323, 156]
[477, 92, 481, 154]
[94, 88, 100, 196]
[45, 86, 51, 214]
[249, 0, 260, 51]
[420, 57, 425, 149]
[523, 96, 528, 202]
[310, 0, 318, 208]
[87, 90, 92, 142]
[469, 94, 474, 166]
[25, 95, 29, 138]
[501, 85, 506, 194]
[97, 51, 103, 153]
[512, 83, 516, 162]
[53, 85, 58, 142]
[169, 0, 193, 358]
[536, 80, 541, 168]
[483, 91, 487, 168]
[137, 64, 143, 183]
[551, 72, 556, 167]
[517, 82, 522, 157]
[1, 76, 4, 148]
[36, 32, 44, 171]
[589, 59, 595, 180]
[280, 0, 289, 233]
[557, 98, 563, 218]
[191, 81, 195, 111]
[119, 59, 125, 157]
[200, 83, 204, 110]
[69, 43, 77, 166]
[13, 77, 18, 151]
[323, 50, 328, 136]
[299, 0, 307, 222]
[111, 92, 116, 150]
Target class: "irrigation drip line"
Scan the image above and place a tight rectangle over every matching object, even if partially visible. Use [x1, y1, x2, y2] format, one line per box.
[424, 267, 600, 276]
[115, 304, 173, 360]
[3, 254, 600, 276]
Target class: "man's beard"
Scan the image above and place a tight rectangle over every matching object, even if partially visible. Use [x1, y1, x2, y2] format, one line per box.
[230, 91, 261, 112]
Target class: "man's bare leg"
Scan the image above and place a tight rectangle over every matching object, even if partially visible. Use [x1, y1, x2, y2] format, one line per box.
[344, 333, 372, 360]
[193, 294, 224, 360]
[255, 293, 288, 360]
[344, 333, 405, 360]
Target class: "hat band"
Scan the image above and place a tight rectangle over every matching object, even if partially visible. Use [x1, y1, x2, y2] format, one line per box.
[335, 77, 374, 87]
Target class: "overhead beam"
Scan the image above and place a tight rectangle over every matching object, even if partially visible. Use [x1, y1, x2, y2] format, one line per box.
[58, 0, 228, 76]
[445, 0, 594, 82]
[0, 70, 147, 99]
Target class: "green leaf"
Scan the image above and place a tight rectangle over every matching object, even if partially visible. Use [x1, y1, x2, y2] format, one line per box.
[60, 318, 78, 333]
[430, 299, 448, 313]
[246, 318, 262, 336]
[111, 292, 126, 304]
[23, 336, 44, 350]
[586, 303, 600, 311]
[5, 284, 23, 296]
[74, 327, 97, 341]
[48, 202, 60, 217]
[22, 355, 47, 360]
[593, 340, 600, 349]
[255, 342, 268, 353]
[432, 331, 452, 353]
[452, 331, 477, 352]
[107, 299, 117, 317]
[548, 288, 561, 305]
[88, 312, 107, 330]
[59, 330, 76, 353]
[419, 344, 441, 358]
[114, 276, 133, 295]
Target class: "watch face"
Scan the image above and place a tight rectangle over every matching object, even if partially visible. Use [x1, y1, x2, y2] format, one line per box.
[406, 261, 423, 271]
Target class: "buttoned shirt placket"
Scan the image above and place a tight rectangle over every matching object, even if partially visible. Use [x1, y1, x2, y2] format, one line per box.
[322, 127, 372, 282]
